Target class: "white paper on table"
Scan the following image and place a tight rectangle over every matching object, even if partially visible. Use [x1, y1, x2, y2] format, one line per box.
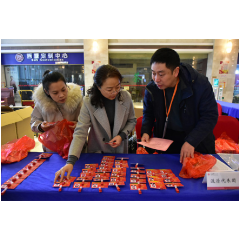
[202, 159, 234, 183]
[217, 153, 239, 171]
[137, 137, 173, 151]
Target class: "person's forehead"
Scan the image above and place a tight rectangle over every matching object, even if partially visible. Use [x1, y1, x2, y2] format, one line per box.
[49, 81, 66, 91]
[151, 62, 169, 72]
[102, 77, 120, 88]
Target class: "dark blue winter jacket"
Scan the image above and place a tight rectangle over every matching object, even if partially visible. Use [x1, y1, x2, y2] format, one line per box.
[141, 62, 218, 153]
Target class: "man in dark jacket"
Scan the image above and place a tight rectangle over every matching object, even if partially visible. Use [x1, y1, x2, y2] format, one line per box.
[141, 48, 218, 163]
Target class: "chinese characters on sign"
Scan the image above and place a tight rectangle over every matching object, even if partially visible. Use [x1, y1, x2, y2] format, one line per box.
[210, 178, 236, 184]
[207, 172, 239, 190]
[2, 53, 83, 65]
[27, 53, 69, 62]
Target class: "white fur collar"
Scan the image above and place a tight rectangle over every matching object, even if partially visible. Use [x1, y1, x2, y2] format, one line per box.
[33, 83, 83, 114]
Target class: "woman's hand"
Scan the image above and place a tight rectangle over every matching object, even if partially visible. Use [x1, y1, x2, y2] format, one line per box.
[109, 135, 122, 148]
[41, 121, 56, 132]
[54, 164, 73, 183]
[69, 121, 77, 130]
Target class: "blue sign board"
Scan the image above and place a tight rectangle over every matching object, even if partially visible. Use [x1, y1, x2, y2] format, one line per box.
[1, 52, 84, 65]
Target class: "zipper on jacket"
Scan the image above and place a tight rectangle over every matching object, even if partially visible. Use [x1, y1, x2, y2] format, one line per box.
[180, 95, 191, 111]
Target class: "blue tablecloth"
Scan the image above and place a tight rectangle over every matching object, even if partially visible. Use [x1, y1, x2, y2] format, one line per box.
[1, 152, 239, 201]
[217, 100, 239, 118]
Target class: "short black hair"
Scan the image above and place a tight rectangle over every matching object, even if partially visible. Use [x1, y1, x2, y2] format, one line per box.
[150, 48, 180, 72]
[42, 70, 66, 98]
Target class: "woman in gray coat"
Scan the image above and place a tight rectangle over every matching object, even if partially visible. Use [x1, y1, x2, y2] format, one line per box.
[54, 65, 137, 182]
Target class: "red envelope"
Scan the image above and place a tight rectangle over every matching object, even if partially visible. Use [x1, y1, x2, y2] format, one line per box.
[111, 172, 126, 177]
[149, 181, 167, 190]
[108, 181, 125, 186]
[148, 176, 164, 182]
[85, 164, 98, 169]
[130, 174, 146, 179]
[76, 176, 93, 181]
[91, 182, 109, 188]
[130, 178, 146, 183]
[110, 177, 126, 182]
[130, 183, 147, 190]
[112, 168, 126, 173]
[165, 183, 184, 187]
[164, 177, 181, 183]
[102, 156, 115, 161]
[73, 182, 90, 188]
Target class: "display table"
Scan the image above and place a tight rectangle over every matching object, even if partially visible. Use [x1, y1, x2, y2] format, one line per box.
[1, 152, 239, 201]
[217, 100, 239, 118]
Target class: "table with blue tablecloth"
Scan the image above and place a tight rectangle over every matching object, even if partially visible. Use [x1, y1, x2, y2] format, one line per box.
[217, 100, 239, 118]
[1, 152, 238, 201]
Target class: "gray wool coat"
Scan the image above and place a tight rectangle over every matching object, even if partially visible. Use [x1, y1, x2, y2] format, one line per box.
[69, 90, 137, 159]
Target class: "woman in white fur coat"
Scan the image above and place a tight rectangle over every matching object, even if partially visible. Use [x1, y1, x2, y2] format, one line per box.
[30, 70, 83, 152]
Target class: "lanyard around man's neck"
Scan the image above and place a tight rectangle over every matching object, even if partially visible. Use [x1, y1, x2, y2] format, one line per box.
[162, 77, 180, 138]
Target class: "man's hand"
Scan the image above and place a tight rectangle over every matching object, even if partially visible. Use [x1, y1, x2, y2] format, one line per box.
[180, 142, 194, 164]
[141, 133, 150, 143]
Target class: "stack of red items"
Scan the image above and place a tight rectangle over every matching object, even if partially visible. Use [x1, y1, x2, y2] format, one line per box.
[179, 152, 217, 179]
[146, 169, 183, 192]
[109, 157, 128, 191]
[75, 163, 100, 192]
[72, 156, 127, 193]
[130, 162, 147, 194]
[215, 132, 239, 154]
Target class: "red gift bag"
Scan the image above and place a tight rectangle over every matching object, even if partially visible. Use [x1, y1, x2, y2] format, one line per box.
[1, 136, 35, 164]
[38, 119, 75, 159]
[179, 152, 217, 179]
[215, 132, 239, 154]
[136, 147, 149, 154]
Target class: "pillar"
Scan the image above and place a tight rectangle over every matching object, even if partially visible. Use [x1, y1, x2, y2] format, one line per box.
[83, 39, 109, 95]
[211, 39, 239, 102]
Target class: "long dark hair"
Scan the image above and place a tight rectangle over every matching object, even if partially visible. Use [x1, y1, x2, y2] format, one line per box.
[42, 70, 67, 98]
[87, 64, 123, 108]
